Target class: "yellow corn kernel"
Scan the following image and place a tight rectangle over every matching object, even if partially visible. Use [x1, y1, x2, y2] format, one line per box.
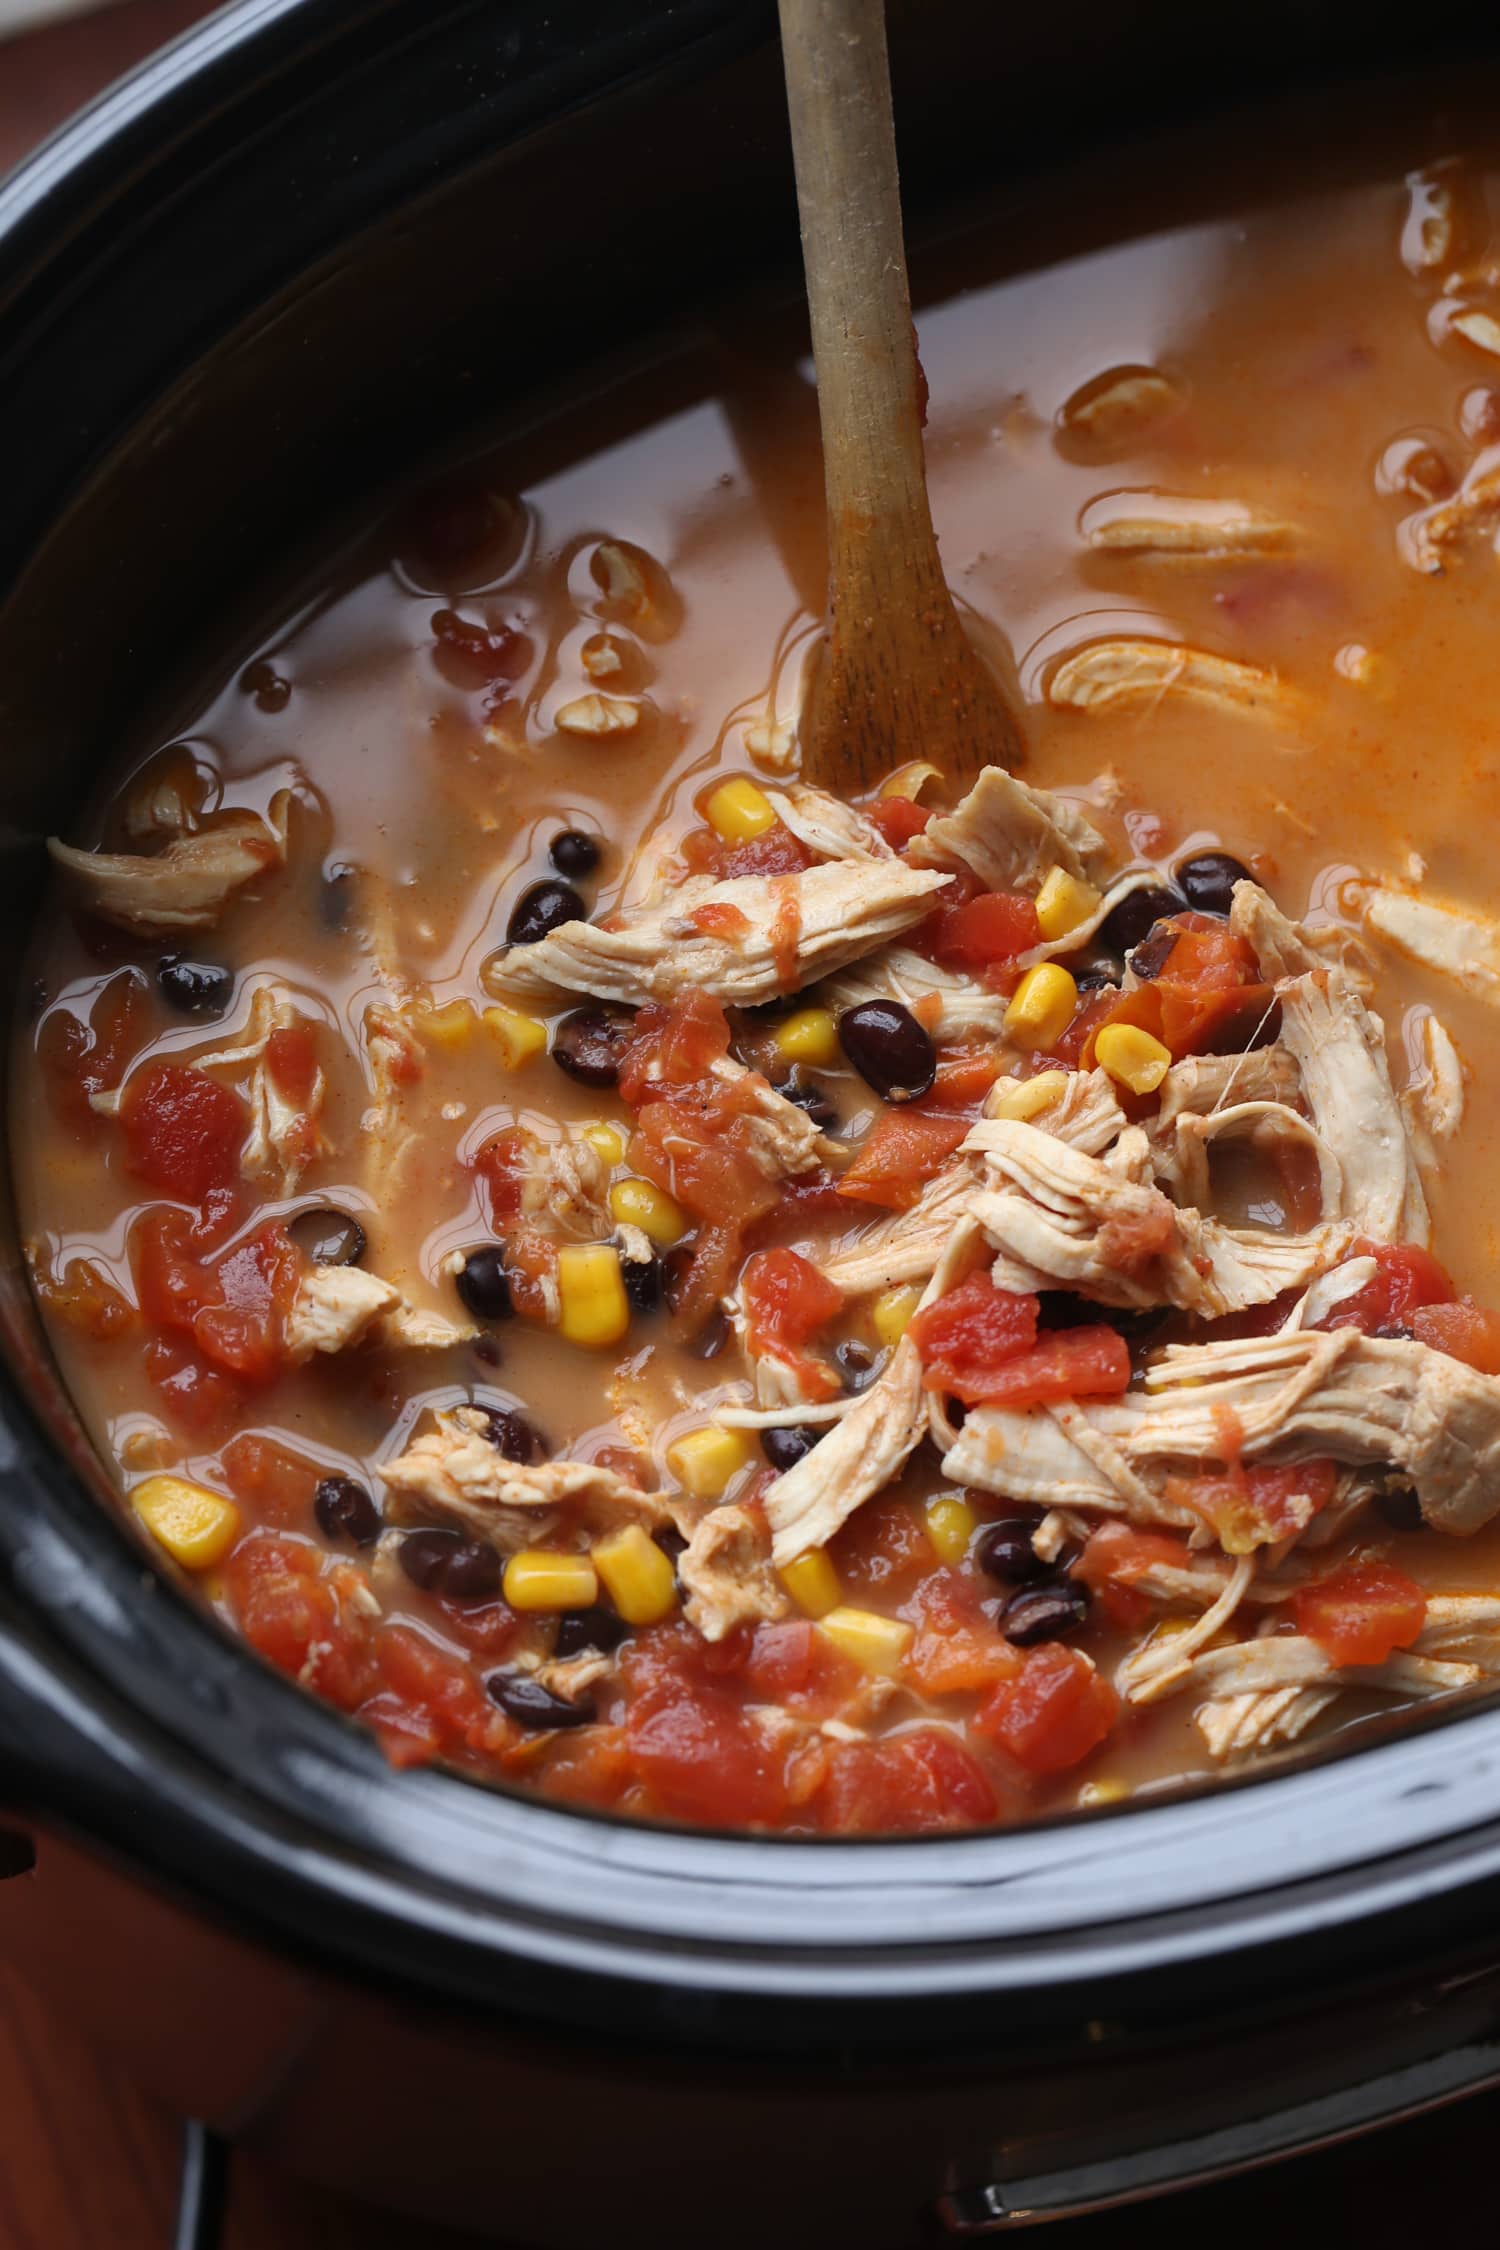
[131, 1476, 241, 1572]
[924, 1493, 977, 1566]
[817, 1605, 914, 1677]
[503, 1549, 600, 1612]
[666, 1424, 756, 1500]
[1035, 866, 1103, 942]
[879, 759, 942, 800]
[1095, 1021, 1173, 1095]
[557, 1244, 631, 1349]
[481, 1003, 548, 1070]
[872, 1285, 921, 1352]
[581, 1121, 626, 1166]
[592, 1524, 678, 1626]
[609, 1176, 689, 1248]
[778, 1547, 842, 1619]
[418, 998, 476, 1050]
[1003, 962, 1078, 1053]
[704, 776, 776, 845]
[1079, 1777, 1133, 1807]
[988, 1069, 1068, 1122]
[774, 1006, 840, 1069]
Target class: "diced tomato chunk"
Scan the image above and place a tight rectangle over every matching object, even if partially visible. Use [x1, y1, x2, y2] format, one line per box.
[143, 1335, 244, 1437]
[471, 1125, 535, 1227]
[836, 1109, 969, 1211]
[902, 1571, 1022, 1696]
[1312, 1242, 1456, 1336]
[266, 1023, 319, 1107]
[1412, 1297, 1500, 1374]
[720, 824, 816, 881]
[924, 1049, 1005, 1109]
[618, 990, 733, 1100]
[1293, 1561, 1427, 1667]
[120, 1063, 247, 1204]
[31, 1255, 136, 1340]
[1074, 1521, 1192, 1591]
[227, 1531, 378, 1711]
[830, 1496, 931, 1603]
[742, 1620, 861, 1715]
[740, 1249, 843, 1398]
[192, 1224, 301, 1384]
[908, 1276, 1040, 1402]
[975, 1643, 1118, 1775]
[1079, 914, 1269, 1063]
[927, 891, 1042, 970]
[221, 1432, 322, 1528]
[1176, 1457, 1339, 1554]
[37, 971, 151, 1125]
[865, 796, 932, 850]
[918, 1311, 1129, 1410]
[817, 1727, 999, 1834]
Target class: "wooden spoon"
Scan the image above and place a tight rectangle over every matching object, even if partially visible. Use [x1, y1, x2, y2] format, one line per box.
[777, 0, 1024, 794]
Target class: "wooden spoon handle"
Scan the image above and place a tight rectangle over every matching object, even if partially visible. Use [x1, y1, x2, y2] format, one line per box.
[777, 0, 945, 600]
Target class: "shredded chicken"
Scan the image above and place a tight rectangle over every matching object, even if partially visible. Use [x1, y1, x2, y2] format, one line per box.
[774, 785, 893, 861]
[1401, 458, 1500, 573]
[380, 1408, 666, 1550]
[908, 766, 1104, 890]
[819, 946, 1010, 1041]
[764, 1335, 927, 1566]
[193, 985, 332, 1195]
[679, 1506, 790, 1641]
[1048, 638, 1298, 723]
[1402, 1013, 1466, 1167]
[1079, 491, 1299, 559]
[1359, 883, 1500, 1001]
[286, 1266, 401, 1361]
[487, 857, 948, 1007]
[47, 795, 292, 932]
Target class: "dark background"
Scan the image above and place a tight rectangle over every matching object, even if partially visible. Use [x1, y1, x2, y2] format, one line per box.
[1, 3, 1497, 2243]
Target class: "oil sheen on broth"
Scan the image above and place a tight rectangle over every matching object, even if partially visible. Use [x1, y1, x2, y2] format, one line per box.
[16, 134, 1500, 1832]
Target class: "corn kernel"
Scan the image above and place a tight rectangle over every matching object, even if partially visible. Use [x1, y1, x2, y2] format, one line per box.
[1079, 1777, 1133, 1807]
[872, 1285, 922, 1351]
[481, 1003, 548, 1070]
[503, 1549, 600, 1612]
[609, 1176, 689, 1248]
[988, 1069, 1068, 1122]
[817, 1605, 914, 1676]
[131, 1475, 241, 1572]
[418, 998, 476, 1050]
[773, 1006, 840, 1068]
[778, 1547, 842, 1619]
[592, 1524, 678, 1625]
[557, 1244, 631, 1348]
[1095, 1021, 1173, 1095]
[704, 776, 776, 845]
[666, 1424, 756, 1500]
[924, 1493, 977, 1566]
[1003, 963, 1078, 1053]
[581, 1122, 626, 1166]
[1035, 865, 1103, 941]
[879, 759, 942, 800]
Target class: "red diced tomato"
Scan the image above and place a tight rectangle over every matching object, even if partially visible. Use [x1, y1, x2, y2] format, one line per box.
[817, 1727, 999, 1834]
[975, 1643, 1118, 1774]
[32, 1255, 136, 1341]
[688, 901, 752, 939]
[37, 971, 150, 1126]
[1293, 1561, 1427, 1667]
[742, 1620, 861, 1715]
[626, 1688, 788, 1827]
[836, 1110, 970, 1211]
[830, 1496, 931, 1603]
[143, 1335, 244, 1437]
[1412, 1298, 1500, 1374]
[228, 1531, 378, 1711]
[1177, 1457, 1339, 1552]
[924, 1049, 1005, 1109]
[618, 991, 733, 1101]
[1312, 1242, 1456, 1336]
[927, 891, 1042, 971]
[131, 1207, 219, 1333]
[1074, 1521, 1192, 1590]
[907, 1276, 1040, 1402]
[977, 1325, 1131, 1408]
[740, 1249, 843, 1398]
[266, 1023, 319, 1107]
[221, 1432, 322, 1529]
[902, 1571, 1022, 1696]
[471, 1125, 535, 1227]
[371, 1621, 494, 1747]
[192, 1224, 300, 1384]
[865, 796, 932, 850]
[120, 1063, 247, 1203]
[719, 824, 816, 881]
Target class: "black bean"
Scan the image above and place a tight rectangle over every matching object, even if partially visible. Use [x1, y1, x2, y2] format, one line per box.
[654, 1525, 688, 1565]
[507, 879, 585, 945]
[488, 1673, 596, 1729]
[472, 1334, 502, 1368]
[623, 1251, 665, 1315]
[837, 1339, 878, 1392]
[550, 1002, 635, 1088]
[977, 1519, 1050, 1585]
[398, 1526, 500, 1599]
[1208, 992, 1283, 1055]
[1128, 923, 1180, 982]
[319, 863, 357, 931]
[691, 1308, 731, 1360]
[1098, 883, 1187, 959]
[549, 829, 601, 879]
[1074, 964, 1121, 994]
[554, 1608, 630, 1659]
[1003, 1578, 1091, 1644]
[1036, 1293, 1166, 1348]
[455, 1245, 514, 1322]
[762, 1424, 821, 1473]
[1377, 1484, 1424, 1531]
[314, 1475, 380, 1547]
[837, 1000, 936, 1103]
[475, 1405, 544, 1463]
[1373, 1321, 1416, 1343]
[157, 957, 233, 1017]
[1176, 851, 1253, 916]
[289, 1207, 367, 1267]
[780, 1070, 839, 1130]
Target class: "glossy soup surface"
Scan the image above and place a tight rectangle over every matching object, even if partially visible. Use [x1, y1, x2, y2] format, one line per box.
[15, 108, 1500, 1832]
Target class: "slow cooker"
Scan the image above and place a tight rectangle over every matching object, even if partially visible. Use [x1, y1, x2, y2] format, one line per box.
[4, 3, 1500, 2240]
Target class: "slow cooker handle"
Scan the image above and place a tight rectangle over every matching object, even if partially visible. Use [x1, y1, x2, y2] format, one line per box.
[936, 2028, 1500, 2230]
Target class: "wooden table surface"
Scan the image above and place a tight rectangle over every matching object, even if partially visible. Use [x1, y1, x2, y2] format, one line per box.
[4, 6, 1500, 2245]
